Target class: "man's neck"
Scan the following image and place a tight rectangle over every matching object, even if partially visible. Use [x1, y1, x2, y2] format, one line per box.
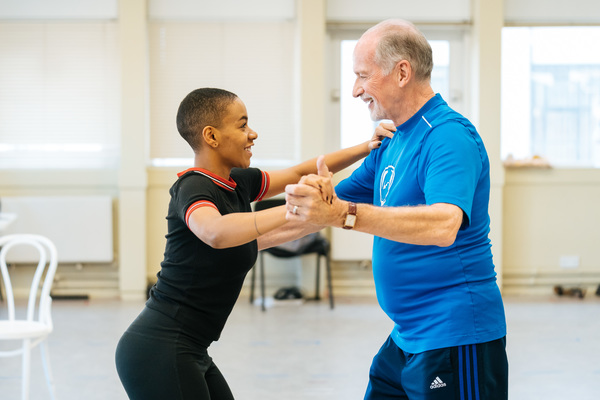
[392, 85, 436, 126]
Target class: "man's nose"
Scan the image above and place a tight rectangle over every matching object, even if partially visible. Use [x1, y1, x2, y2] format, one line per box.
[352, 79, 363, 98]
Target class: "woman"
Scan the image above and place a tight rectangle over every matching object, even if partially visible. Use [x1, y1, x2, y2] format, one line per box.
[115, 88, 390, 399]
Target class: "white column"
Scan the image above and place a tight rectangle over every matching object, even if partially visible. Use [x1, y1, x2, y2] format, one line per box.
[296, 0, 327, 160]
[118, 0, 148, 300]
[295, 0, 329, 296]
[471, 0, 505, 289]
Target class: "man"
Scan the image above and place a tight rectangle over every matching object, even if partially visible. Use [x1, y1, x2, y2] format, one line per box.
[285, 19, 508, 400]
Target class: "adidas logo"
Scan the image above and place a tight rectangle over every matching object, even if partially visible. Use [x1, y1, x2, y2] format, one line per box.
[430, 376, 447, 389]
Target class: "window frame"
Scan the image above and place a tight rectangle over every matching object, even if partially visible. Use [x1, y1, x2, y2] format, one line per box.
[501, 25, 600, 169]
[325, 25, 471, 154]
[147, 20, 298, 170]
[0, 21, 120, 170]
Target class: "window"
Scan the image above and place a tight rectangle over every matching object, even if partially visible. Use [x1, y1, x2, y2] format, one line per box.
[0, 22, 120, 169]
[336, 31, 465, 149]
[501, 27, 600, 168]
[148, 21, 296, 169]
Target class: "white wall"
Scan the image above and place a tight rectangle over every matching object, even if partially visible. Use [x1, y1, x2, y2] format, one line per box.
[148, 0, 294, 20]
[0, 0, 117, 19]
[503, 169, 600, 294]
[326, 0, 471, 23]
[504, 0, 600, 24]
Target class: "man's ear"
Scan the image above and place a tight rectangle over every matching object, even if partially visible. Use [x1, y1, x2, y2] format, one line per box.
[202, 126, 219, 148]
[394, 59, 411, 88]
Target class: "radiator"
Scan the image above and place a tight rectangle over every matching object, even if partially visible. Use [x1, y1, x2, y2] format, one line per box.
[0, 196, 113, 263]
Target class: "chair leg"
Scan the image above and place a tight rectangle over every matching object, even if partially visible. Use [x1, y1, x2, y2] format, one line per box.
[249, 263, 256, 304]
[40, 341, 56, 400]
[325, 254, 334, 309]
[21, 339, 31, 400]
[260, 252, 266, 312]
[314, 254, 321, 300]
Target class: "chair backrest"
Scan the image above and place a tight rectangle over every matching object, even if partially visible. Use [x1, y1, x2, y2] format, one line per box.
[0, 234, 58, 329]
[254, 198, 285, 212]
[254, 198, 329, 257]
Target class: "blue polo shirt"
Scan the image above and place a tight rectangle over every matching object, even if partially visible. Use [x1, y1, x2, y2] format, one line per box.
[336, 94, 506, 353]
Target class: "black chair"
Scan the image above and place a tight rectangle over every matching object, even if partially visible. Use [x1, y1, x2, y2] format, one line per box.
[249, 198, 334, 311]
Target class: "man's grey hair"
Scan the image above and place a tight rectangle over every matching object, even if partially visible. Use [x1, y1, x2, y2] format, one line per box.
[370, 19, 433, 82]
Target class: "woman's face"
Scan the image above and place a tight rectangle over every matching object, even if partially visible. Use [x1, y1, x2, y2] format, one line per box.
[215, 98, 258, 170]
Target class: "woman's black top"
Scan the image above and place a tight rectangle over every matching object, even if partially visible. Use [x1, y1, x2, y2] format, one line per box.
[146, 167, 269, 347]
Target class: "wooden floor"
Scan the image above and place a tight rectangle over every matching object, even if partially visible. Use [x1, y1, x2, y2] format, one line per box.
[1, 293, 599, 400]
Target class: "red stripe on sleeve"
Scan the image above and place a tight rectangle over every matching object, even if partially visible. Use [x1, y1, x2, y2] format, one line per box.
[185, 200, 218, 227]
[254, 171, 271, 202]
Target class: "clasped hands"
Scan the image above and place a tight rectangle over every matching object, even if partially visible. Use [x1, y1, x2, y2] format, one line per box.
[284, 122, 395, 227]
[285, 155, 339, 226]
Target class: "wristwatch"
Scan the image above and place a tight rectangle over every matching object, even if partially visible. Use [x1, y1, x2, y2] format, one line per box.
[342, 202, 357, 230]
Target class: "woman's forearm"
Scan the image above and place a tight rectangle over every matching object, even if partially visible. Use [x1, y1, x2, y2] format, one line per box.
[257, 220, 323, 251]
[190, 206, 288, 249]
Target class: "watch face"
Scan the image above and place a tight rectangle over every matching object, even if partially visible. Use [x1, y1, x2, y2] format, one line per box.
[345, 214, 356, 228]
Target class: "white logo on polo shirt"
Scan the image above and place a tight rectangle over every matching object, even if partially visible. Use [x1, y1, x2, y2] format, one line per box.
[379, 165, 395, 206]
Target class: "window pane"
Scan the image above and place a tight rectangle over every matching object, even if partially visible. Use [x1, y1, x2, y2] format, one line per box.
[149, 21, 296, 168]
[0, 22, 120, 169]
[340, 39, 450, 148]
[501, 27, 600, 167]
[340, 40, 374, 149]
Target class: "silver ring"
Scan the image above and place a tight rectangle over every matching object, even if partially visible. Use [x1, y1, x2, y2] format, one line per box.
[292, 205, 298, 215]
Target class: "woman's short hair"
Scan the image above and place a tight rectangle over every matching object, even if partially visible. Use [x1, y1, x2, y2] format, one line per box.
[176, 88, 238, 151]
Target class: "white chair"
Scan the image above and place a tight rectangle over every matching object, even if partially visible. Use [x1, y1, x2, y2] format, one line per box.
[0, 234, 58, 400]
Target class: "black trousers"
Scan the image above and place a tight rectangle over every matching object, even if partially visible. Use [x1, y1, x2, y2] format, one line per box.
[115, 307, 234, 400]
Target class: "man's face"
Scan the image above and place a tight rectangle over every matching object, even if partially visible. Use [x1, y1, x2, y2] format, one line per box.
[351, 38, 398, 122]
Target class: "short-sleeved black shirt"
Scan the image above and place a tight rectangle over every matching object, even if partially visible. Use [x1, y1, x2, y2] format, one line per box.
[146, 167, 269, 347]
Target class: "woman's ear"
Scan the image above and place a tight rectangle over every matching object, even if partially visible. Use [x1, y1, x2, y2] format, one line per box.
[202, 126, 219, 148]
[394, 59, 411, 88]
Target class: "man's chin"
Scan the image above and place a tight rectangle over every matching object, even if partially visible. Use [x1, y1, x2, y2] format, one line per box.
[369, 111, 384, 121]
[367, 105, 384, 121]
